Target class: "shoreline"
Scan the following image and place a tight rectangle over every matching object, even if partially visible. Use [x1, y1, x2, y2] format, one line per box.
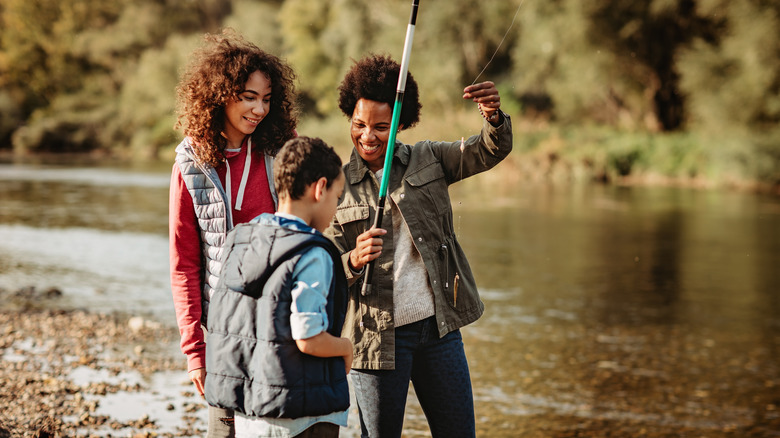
[2, 150, 779, 196]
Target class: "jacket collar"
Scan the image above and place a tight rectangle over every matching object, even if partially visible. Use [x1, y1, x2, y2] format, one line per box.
[346, 140, 410, 185]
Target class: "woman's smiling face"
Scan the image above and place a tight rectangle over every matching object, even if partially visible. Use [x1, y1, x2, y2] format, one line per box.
[223, 70, 272, 148]
[350, 98, 395, 173]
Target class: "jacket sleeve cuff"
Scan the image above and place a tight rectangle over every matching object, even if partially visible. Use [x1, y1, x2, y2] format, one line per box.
[485, 109, 508, 128]
[342, 251, 364, 287]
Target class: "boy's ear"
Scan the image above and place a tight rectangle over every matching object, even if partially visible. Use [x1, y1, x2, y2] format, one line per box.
[312, 177, 328, 202]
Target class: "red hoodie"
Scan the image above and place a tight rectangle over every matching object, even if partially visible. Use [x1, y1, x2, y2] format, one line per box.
[169, 140, 275, 371]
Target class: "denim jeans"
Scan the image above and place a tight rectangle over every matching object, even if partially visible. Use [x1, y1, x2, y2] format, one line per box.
[350, 316, 475, 438]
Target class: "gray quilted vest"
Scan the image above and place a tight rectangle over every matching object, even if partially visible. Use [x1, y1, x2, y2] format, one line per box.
[174, 138, 277, 322]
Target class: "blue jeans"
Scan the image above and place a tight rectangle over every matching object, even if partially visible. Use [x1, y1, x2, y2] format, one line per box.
[350, 316, 475, 438]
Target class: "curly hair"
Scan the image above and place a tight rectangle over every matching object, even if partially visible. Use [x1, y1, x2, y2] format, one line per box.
[175, 29, 298, 167]
[337, 54, 421, 130]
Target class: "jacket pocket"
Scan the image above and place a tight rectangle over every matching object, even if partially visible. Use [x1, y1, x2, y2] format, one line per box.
[335, 203, 370, 224]
[405, 162, 445, 186]
[437, 238, 479, 311]
[334, 203, 371, 245]
[405, 163, 451, 219]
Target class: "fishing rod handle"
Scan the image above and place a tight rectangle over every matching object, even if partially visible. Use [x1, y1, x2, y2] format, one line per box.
[360, 197, 386, 296]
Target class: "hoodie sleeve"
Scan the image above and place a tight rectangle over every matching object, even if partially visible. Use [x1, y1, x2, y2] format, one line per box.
[168, 163, 206, 371]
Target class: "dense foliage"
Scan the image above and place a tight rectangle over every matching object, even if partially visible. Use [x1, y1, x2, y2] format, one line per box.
[1, 0, 778, 185]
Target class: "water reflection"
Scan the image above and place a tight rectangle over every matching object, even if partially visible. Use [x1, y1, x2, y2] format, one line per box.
[447, 183, 779, 436]
[0, 164, 169, 234]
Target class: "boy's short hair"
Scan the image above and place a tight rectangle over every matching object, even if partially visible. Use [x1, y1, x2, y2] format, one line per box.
[274, 136, 342, 200]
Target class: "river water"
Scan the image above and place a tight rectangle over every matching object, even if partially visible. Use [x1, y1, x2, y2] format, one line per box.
[1, 160, 778, 436]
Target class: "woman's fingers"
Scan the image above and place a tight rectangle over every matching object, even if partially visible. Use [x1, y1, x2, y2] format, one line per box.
[463, 81, 501, 110]
[463, 81, 497, 100]
[351, 227, 387, 269]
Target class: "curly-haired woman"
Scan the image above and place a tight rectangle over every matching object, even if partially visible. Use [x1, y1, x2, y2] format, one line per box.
[169, 29, 297, 437]
[324, 54, 513, 438]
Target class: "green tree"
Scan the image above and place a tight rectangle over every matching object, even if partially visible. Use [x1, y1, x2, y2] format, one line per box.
[677, 0, 780, 183]
[509, 0, 720, 131]
[677, 0, 780, 134]
[1, 0, 232, 153]
[279, 0, 378, 115]
[0, 0, 124, 150]
[585, 0, 720, 132]
[510, 0, 617, 125]
[412, 0, 519, 109]
[118, 35, 201, 158]
[223, 0, 284, 55]
[0, 0, 123, 104]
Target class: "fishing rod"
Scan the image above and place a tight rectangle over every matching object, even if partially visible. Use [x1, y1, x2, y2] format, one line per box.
[361, 0, 420, 296]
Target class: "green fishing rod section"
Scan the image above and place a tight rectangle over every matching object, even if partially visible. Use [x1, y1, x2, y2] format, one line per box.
[361, 0, 419, 296]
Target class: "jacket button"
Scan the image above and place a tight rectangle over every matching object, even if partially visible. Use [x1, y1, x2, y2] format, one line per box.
[400, 193, 405, 199]
[418, 237, 422, 242]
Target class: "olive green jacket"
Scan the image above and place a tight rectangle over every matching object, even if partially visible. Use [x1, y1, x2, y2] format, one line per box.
[324, 112, 512, 370]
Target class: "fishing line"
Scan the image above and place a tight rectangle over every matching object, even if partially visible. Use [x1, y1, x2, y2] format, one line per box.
[457, 0, 525, 237]
[470, 0, 526, 85]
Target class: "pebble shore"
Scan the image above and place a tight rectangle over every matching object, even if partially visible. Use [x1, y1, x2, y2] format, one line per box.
[1, 286, 778, 437]
[0, 286, 204, 437]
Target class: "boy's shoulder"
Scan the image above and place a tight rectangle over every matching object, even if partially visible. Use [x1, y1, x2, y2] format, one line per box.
[237, 213, 336, 261]
[220, 215, 336, 299]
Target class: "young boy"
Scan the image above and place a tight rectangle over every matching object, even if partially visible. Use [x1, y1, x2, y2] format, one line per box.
[205, 136, 352, 438]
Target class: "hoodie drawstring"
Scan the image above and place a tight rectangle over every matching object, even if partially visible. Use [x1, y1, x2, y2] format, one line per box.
[225, 137, 252, 211]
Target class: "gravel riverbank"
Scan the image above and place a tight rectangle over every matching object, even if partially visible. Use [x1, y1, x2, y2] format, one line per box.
[1, 286, 778, 437]
[0, 288, 202, 437]
[0, 287, 363, 438]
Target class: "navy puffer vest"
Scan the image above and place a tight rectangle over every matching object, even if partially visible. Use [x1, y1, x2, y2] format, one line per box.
[205, 215, 349, 418]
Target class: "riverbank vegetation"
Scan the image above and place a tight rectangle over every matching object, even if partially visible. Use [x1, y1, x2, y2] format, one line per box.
[1, 0, 778, 190]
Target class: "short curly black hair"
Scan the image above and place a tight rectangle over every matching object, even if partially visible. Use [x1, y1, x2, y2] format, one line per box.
[337, 54, 421, 130]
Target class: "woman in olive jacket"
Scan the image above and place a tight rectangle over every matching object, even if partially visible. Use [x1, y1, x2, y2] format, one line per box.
[324, 54, 513, 438]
